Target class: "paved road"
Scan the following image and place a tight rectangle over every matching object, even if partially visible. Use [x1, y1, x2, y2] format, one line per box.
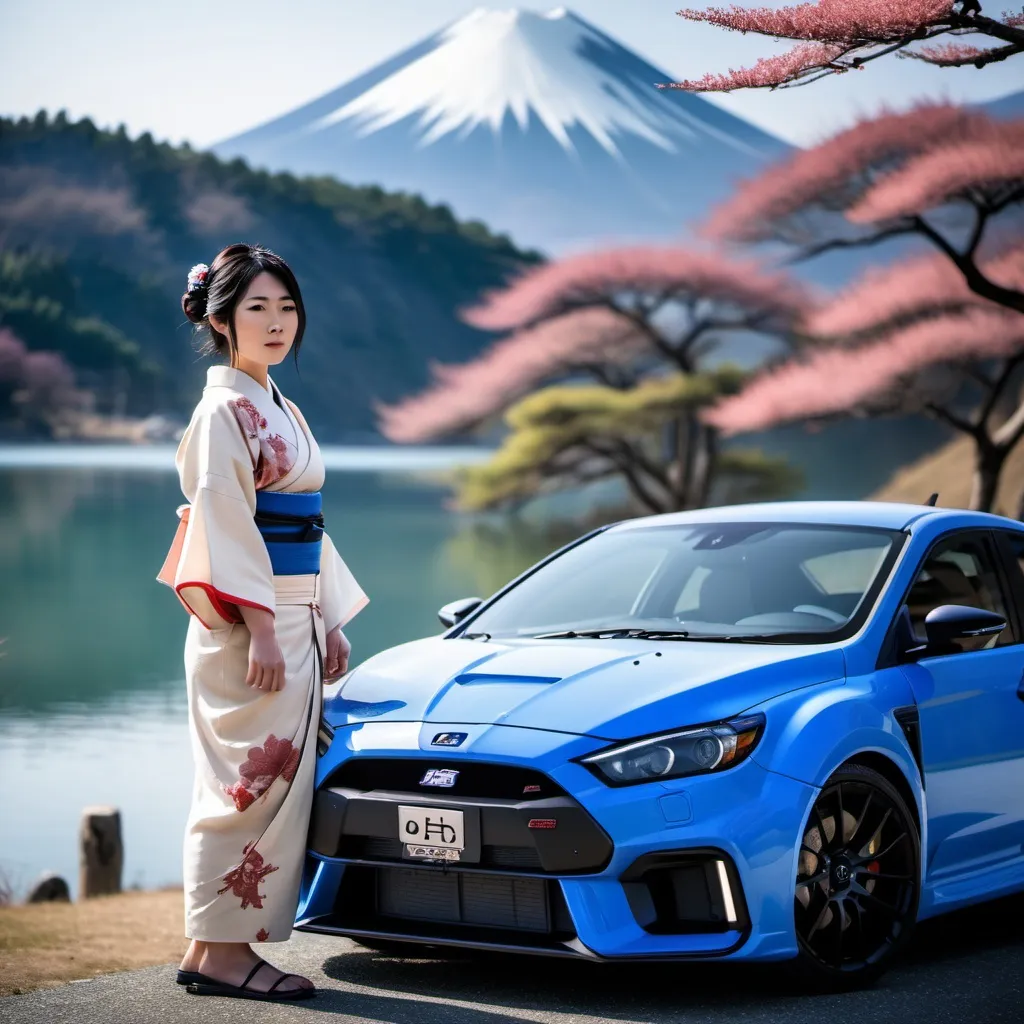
[4, 893, 1023, 1023]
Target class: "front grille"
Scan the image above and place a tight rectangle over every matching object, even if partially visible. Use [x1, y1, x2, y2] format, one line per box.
[379, 868, 551, 932]
[340, 836, 544, 871]
[324, 758, 566, 801]
[332, 864, 576, 939]
[310, 757, 614, 875]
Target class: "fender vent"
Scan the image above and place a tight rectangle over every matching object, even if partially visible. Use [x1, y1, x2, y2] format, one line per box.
[893, 706, 923, 784]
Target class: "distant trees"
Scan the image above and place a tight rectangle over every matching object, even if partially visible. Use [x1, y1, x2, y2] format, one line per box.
[379, 248, 808, 513]
[666, 1, 1024, 90]
[0, 328, 90, 437]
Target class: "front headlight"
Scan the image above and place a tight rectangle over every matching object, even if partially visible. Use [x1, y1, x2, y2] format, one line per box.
[579, 713, 765, 786]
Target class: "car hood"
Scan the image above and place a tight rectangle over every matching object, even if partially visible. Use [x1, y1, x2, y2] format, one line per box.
[324, 636, 845, 740]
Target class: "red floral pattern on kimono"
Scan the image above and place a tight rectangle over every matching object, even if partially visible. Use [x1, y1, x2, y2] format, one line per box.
[255, 928, 270, 942]
[224, 734, 300, 812]
[217, 841, 279, 909]
[228, 395, 296, 489]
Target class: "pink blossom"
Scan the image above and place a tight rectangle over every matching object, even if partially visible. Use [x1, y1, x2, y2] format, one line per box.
[463, 247, 809, 331]
[702, 103, 976, 242]
[847, 125, 1024, 222]
[677, 1, 955, 41]
[378, 309, 640, 443]
[382, 248, 810, 444]
[664, 42, 846, 92]
[804, 245, 1024, 336]
[0, 329, 28, 383]
[913, 42, 997, 65]
[706, 309, 1024, 435]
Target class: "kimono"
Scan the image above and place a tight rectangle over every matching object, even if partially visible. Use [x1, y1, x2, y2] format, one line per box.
[157, 364, 368, 943]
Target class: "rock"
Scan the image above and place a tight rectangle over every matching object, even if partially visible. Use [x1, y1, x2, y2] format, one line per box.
[26, 872, 71, 903]
[79, 805, 123, 898]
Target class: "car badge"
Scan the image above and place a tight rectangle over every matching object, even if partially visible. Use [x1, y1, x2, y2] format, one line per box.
[528, 818, 557, 829]
[522, 785, 542, 794]
[431, 732, 468, 747]
[419, 768, 459, 788]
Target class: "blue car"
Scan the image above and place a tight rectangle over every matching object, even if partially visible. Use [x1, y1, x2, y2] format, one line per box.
[298, 501, 1024, 987]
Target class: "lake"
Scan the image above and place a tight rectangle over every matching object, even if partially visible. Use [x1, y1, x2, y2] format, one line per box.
[0, 445, 602, 899]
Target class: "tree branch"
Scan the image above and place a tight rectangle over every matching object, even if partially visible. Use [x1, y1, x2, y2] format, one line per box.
[992, 395, 1024, 451]
[907, 41, 1023, 67]
[912, 215, 1024, 313]
[924, 400, 982, 437]
[977, 354, 1024, 430]
[584, 438, 668, 513]
[790, 221, 920, 263]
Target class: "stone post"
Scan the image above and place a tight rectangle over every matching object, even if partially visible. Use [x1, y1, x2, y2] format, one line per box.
[79, 805, 123, 898]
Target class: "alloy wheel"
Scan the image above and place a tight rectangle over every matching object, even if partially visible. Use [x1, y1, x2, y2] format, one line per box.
[794, 768, 918, 976]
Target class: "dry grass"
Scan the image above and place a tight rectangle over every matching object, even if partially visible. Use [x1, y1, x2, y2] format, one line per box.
[870, 434, 1024, 516]
[0, 889, 187, 997]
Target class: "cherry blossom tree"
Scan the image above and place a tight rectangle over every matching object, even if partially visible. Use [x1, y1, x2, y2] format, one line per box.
[707, 246, 1024, 511]
[664, 1, 1024, 91]
[0, 327, 88, 436]
[701, 103, 1024, 314]
[378, 248, 810, 513]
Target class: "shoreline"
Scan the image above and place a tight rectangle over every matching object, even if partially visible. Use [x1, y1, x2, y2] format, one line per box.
[0, 888, 186, 997]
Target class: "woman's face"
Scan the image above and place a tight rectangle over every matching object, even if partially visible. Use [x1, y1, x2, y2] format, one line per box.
[212, 271, 298, 368]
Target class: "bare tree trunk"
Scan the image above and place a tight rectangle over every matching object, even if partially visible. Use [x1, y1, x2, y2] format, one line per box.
[687, 426, 719, 510]
[968, 439, 1006, 512]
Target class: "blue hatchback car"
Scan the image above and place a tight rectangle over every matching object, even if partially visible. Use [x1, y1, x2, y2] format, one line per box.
[298, 501, 1024, 987]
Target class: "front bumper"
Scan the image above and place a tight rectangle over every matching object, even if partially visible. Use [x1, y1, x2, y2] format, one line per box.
[298, 722, 816, 961]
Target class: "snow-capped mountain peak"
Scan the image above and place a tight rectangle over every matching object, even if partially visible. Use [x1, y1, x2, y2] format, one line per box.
[214, 7, 789, 252]
[309, 7, 731, 157]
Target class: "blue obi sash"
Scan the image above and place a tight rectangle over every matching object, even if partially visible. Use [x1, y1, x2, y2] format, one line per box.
[254, 490, 323, 576]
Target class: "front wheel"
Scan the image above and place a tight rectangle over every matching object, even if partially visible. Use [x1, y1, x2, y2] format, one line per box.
[789, 763, 921, 990]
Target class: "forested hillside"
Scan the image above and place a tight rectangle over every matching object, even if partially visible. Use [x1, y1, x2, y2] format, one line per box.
[0, 111, 541, 439]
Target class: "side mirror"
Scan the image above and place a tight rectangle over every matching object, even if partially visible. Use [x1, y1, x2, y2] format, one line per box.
[924, 603, 1006, 651]
[437, 597, 483, 629]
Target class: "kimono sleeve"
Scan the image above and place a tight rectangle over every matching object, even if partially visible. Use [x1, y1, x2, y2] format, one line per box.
[319, 531, 369, 634]
[165, 400, 276, 630]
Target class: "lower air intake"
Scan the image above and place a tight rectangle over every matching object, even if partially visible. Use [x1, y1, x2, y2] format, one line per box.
[378, 867, 551, 932]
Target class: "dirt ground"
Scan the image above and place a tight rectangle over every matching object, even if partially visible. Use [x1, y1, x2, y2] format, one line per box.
[0, 889, 187, 997]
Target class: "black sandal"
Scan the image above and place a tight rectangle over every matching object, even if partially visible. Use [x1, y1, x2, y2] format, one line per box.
[175, 969, 204, 985]
[184, 960, 316, 1001]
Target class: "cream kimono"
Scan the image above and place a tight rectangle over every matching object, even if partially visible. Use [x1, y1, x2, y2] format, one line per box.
[158, 364, 368, 942]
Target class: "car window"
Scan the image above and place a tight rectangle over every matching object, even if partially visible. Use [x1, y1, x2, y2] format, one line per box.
[802, 546, 890, 596]
[466, 522, 902, 642]
[995, 531, 1024, 596]
[905, 533, 1016, 650]
[499, 541, 671, 632]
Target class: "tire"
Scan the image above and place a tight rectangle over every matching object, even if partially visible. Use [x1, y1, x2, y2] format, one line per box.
[787, 763, 921, 991]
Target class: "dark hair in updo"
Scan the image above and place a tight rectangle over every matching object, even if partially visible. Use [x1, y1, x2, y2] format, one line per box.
[181, 242, 306, 365]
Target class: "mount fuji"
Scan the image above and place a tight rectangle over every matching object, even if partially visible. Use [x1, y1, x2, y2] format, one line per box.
[213, 7, 789, 253]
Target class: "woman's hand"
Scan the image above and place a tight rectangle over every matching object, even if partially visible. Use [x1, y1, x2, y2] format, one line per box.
[324, 626, 351, 683]
[240, 607, 287, 691]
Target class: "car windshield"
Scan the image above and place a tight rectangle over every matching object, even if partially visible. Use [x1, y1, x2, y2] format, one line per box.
[463, 521, 903, 643]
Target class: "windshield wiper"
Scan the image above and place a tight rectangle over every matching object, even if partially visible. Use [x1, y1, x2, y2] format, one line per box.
[531, 628, 800, 644]
[531, 627, 693, 640]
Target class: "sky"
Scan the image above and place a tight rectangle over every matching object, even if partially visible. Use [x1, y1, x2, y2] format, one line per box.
[1, 0, 1020, 150]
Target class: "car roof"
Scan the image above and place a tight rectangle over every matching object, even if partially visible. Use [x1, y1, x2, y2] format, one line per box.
[606, 500, 1024, 534]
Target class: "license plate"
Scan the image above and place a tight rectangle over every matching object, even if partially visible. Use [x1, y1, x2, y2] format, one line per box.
[398, 805, 465, 858]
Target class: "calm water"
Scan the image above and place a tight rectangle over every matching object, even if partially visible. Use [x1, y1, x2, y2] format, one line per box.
[0, 445, 597, 898]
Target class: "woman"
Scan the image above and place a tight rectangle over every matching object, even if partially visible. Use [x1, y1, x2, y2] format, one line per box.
[157, 243, 368, 1001]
